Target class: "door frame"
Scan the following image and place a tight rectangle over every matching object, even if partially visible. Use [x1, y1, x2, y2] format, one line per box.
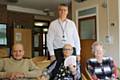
[78, 16, 97, 40]
[76, 5, 99, 41]
[76, 5, 99, 76]
[32, 20, 50, 57]
[78, 15, 97, 75]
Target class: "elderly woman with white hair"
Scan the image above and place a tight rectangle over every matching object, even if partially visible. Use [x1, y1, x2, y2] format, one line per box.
[41, 44, 81, 80]
[86, 41, 118, 80]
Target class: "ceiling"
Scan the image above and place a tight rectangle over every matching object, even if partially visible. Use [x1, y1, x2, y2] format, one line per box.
[6, 0, 71, 12]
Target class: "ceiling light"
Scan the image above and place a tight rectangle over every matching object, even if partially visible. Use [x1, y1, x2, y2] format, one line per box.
[43, 28, 48, 32]
[34, 22, 44, 26]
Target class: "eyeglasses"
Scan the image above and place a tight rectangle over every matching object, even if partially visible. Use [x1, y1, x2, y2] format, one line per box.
[63, 48, 72, 51]
[13, 50, 23, 53]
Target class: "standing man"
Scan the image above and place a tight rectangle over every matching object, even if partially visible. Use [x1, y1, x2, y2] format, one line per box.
[47, 3, 81, 61]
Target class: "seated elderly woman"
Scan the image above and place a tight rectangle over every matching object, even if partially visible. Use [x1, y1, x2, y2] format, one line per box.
[0, 43, 41, 80]
[86, 41, 118, 80]
[41, 44, 81, 80]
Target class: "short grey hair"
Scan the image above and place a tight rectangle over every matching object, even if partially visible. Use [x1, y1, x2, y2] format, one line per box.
[91, 41, 103, 53]
[59, 3, 68, 7]
[63, 44, 73, 49]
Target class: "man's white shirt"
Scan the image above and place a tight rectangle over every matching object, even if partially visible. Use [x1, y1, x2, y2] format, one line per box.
[47, 19, 81, 56]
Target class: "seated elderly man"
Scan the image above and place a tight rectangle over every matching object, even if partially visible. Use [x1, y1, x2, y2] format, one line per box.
[0, 43, 41, 80]
[86, 41, 118, 80]
[41, 44, 81, 80]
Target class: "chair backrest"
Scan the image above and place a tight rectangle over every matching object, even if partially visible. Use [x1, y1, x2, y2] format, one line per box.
[85, 68, 93, 80]
[32, 56, 50, 70]
[32, 56, 48, 63]
[117, 68, 120, 79]
[82, 73, 87, 80]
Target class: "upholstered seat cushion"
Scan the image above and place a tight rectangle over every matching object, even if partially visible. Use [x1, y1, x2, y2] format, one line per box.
[32, 56, 50, 70]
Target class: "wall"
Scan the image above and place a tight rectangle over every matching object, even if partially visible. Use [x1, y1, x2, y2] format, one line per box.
[0, 48, 9, 58]
[72, 0, 120, 65]
[7, 11, 34, 58]
[0, 4, 7, 23]
[7, 11, 34, 27]
[0, 4, 34, 57]
[0, 3, 53, 58]
[0, 4, 8, 57]
[118, 0, 120, 67]
[14, 29, 32, 58]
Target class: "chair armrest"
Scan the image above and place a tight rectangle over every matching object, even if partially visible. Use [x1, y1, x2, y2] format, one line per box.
[85, 68, 93, 80]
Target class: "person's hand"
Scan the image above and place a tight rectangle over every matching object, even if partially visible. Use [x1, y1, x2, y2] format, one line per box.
[6, 72, 25, 80]
[69, 64, 76, 75]
[109, 77, 117, 80]
[50, 55, 56, 62]
[39, 75, 48, 80]
[92, 75, 100, 80]
[10, 72, 25, 80]
[77, 55, 80, 62]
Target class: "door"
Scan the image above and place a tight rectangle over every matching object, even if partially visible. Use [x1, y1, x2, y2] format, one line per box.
[79, 16, 96, 75]
[14, 28, 32, 58]
[33, 20, 49, 57]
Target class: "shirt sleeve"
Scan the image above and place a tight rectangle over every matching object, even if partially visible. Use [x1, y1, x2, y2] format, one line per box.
[72, 22, 81, 55]
[0, 58, 10, 79]
[47, 60, 57, 74]
[86, 60, 94, 75]
[47, 22, 55, 56]
[109, 58, 118, 78]
[42, 60, 57, 78]
[0, 59, 7, 78]
[24, 59, 42, 78]
[0, 59, 4, 71]
[75, 62, 81, 79]
[112, 61, 118, 78]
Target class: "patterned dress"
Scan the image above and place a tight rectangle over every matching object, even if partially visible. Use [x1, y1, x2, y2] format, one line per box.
[44, 58, 81, 80]
[54, 62, 73, 80]
[87, 57, 116, 79]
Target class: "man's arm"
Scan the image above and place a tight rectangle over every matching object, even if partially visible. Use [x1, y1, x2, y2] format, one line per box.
[47, 22, 56, 61]
[110, 58, 118, 79]
[74, 62, 81, 79]
[40, 60, 57, 79]
[24, 59, 42, 78]
[72, 22, 81, 62]
[0, 59, 7, 78]
[72, 22, 81, 56]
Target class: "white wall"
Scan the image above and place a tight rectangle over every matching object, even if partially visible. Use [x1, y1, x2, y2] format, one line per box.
[118, 0, 120, 67]
[72, 0, 120, 66]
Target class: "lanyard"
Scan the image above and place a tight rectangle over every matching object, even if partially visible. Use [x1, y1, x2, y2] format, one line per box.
[58, 19, 67, 38]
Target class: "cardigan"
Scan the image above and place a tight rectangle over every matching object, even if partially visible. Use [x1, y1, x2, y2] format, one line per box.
[0, 57, 41, 80]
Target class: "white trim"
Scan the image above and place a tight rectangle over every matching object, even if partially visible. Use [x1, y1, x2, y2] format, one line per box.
[7, 5, 50, 16]
[118, 0, 120, 67]
[76, 5, 99, 41]
[78, 14, 96, 19]
[106, 0, 110, 35]
[76, 5, 98, 13]
[76, 8, 78, 29]
[96, 5, 99, 41]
